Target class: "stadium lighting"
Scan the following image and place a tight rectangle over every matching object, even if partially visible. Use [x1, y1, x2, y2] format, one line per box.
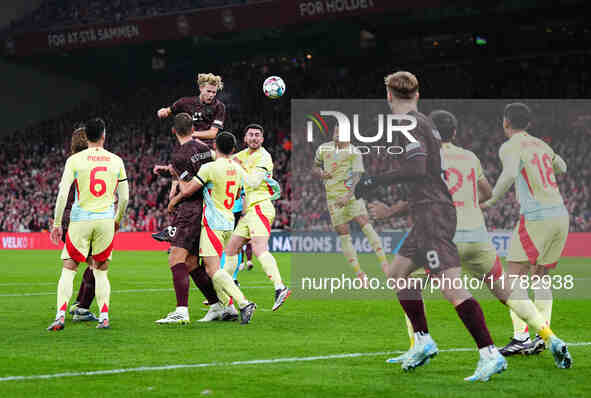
[475, 36, 487, 46]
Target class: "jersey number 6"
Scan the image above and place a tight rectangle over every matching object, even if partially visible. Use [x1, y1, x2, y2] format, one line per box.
[90, 166, 108, 197]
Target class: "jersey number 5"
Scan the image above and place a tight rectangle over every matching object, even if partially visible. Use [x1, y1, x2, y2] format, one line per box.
[224, 181, 236, 209]
[90, 166, 107, 197]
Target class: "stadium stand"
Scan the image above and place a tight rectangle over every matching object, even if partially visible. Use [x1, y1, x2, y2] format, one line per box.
[7, 0, 247, 32]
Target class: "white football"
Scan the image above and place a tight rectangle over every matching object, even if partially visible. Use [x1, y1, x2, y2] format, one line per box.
[263, 76, 286, 99]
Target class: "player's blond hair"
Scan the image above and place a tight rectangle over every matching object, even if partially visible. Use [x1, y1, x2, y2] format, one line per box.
[71, 128, 88, 155]
[197, 73, 224, 90]
[384, 71, 419, 100]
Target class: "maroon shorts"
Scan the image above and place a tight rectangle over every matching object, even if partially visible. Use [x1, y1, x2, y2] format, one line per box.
[399, 202, 460, 274]
[170, 204, 203, 255]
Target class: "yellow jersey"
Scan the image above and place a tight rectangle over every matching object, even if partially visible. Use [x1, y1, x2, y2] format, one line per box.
[54, 147, 127, 225]
[314, 142, 364, 203]
[197, 157, 242, 224]
[499, 132, 566, 218]
[234, 147, 274, 209]
[441, 143, 488, 241]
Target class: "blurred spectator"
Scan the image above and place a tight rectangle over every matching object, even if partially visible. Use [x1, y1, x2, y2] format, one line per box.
[7, 0, 246, 33]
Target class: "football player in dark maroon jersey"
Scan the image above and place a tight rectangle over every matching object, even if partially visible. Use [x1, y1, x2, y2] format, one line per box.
[153, 113, 235, 323]
[157, 73, 225, 147]
[356, 71, 506, 381]
[153, 73, 226, 244]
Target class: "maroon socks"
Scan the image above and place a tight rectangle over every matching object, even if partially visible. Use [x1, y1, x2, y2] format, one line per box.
[171, 263, 189, 307]
[246, 244, 253, 261]
[189, 266, 219, 305]
[78, 266, 96, 309]
[397, 288, 428, 333]
[455, 297, 494, 348]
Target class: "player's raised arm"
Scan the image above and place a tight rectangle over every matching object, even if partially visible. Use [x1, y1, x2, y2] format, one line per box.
[160, 96, 188, 119]
[160, 95, 195, 120]
[153, 163, 173, 177]
[368, 200, 409, 220]
[157, 107, 171, 119]
[355, 138, 427, 199]
[483, 143, 520, 207]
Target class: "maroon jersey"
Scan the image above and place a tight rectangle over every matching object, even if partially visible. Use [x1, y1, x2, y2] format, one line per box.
[403, 110, 453, 209]
[396, 111, 459, 273]
[61, 185, 76, 229]
[170, 96, 225, 148]
[170, 139, 213, 211]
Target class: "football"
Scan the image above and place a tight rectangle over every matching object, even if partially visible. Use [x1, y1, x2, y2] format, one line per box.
[263, 75, 286, 99]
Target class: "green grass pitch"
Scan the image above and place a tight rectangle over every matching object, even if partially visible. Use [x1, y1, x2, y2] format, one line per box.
[1, 250, 590, 397]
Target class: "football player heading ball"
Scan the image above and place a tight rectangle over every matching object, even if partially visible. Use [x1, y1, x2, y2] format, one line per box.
[152, 73, 226, 244]
[157, 73, 226, 145]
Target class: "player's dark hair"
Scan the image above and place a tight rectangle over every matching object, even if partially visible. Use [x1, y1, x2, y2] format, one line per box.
[504, 103, 531, 130]
[85, 118, 106, 142]
[243, 123, 264, 135]
[217, 131, 237, 155]
[174, 113, 193, 136]
[429, 110, 457, 142]
[71, 127, 88, 155]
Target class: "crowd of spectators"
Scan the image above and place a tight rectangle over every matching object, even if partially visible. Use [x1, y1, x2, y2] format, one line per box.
[7, 0, 249, 33]
[2, 52, 590, 234]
